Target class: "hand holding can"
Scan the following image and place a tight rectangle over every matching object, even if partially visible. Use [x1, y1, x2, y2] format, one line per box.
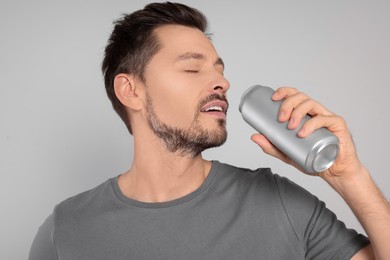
[239, 85, 339, 174]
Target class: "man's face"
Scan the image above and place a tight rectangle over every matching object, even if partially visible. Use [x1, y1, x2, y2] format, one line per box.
[141, 25, 230, 157]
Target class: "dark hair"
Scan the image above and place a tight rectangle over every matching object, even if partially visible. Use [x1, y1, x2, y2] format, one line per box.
[102, 2, 208, 134]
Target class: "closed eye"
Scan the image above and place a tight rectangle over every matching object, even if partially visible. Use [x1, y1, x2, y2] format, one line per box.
[184, 70, 199, 73]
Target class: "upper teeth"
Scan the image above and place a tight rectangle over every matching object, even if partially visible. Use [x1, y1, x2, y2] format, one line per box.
[204, 106, 223, 112]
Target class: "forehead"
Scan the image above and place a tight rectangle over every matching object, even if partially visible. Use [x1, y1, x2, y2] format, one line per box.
[153, 24, 219, 61]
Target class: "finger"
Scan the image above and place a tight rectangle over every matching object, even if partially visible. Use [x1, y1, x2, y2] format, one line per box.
[277, 92, 310, 123]
[297, 114, 347, 138]
[251, 134, 292, 164]
[272, 87, 299, 101]
[288, 98, 334, 129]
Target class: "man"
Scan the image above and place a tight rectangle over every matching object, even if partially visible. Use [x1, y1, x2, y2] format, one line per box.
[29, 2, 389, 259]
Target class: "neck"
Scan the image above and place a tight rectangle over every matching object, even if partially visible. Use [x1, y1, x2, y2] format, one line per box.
[118, 131, 212, 203]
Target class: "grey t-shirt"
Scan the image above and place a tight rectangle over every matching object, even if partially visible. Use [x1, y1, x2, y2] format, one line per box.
[29, 161, 369, 259]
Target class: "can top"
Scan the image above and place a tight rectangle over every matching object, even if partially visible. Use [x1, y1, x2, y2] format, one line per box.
[239, 85, 268, 113]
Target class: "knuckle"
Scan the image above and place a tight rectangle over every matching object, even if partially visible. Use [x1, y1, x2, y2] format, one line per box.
[335, 115, 346, 125]
[307, 115, 322, 127]
[279, 100, 292, 113]
[262, 147, 273, 155]
[292, 92, 308, 102]
[277, 86, 298, 94]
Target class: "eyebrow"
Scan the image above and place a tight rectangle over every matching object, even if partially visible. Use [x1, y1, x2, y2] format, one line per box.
[175, 52, 225, 69]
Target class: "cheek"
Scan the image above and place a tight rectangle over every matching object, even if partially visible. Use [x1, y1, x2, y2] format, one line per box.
[154, 93, 193, 126]
[146, 71, 199, 127]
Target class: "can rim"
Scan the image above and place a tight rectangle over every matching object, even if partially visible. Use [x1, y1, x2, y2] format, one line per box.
[306, 136, 339, 174]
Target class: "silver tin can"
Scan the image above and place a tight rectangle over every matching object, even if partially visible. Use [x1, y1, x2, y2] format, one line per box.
[239, 85, 339, 174]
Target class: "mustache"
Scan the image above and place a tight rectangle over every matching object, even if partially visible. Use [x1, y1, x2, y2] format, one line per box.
[197, 94, 229, 112]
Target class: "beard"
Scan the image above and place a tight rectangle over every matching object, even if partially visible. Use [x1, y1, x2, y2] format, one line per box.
[146, 92, 228, 158]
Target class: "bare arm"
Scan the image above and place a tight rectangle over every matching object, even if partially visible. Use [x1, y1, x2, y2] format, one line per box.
[326, 166, 390, 260]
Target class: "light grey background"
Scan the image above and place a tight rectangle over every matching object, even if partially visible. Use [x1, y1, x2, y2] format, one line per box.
[1, 0, 389, 259]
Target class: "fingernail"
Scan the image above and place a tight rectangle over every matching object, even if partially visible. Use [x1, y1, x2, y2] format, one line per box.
[298, 127, 305, 137]
[272, 91, 280, 100]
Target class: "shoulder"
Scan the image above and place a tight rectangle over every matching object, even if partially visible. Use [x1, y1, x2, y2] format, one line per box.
[29, 179, 115, 259]
[215, 161, 274, 183]
[215, 161, 319, 221]
[29, 214, 57, 260]
[53, 178, 115, 225]
[215, 161, 310, 197]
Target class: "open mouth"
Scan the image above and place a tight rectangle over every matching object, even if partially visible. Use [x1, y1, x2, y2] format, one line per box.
[200, 100, 228, 118]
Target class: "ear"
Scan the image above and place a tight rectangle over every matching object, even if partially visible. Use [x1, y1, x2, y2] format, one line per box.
[113, 74, 143, 111]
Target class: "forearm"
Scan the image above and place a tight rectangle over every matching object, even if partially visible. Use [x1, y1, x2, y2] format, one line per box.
[324, 167, 390, 260]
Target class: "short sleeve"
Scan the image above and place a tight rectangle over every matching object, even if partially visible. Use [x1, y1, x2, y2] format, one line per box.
[29, 213, 58, 260]
[274, 174, 370, 260]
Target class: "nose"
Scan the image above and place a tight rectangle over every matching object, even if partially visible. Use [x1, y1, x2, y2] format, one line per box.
[211, 74, 230, 94]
